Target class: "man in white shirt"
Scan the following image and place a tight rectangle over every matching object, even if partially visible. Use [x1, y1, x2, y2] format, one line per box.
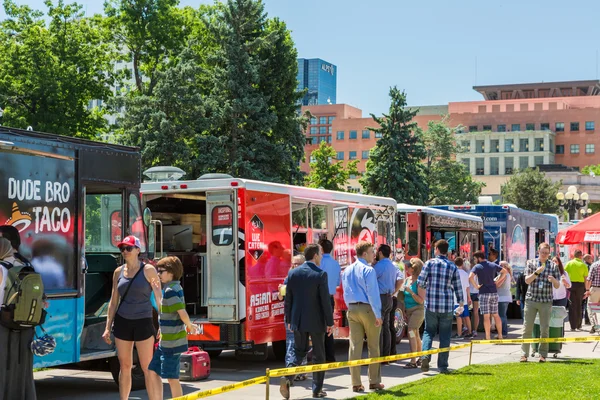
[453, 257, 472, 338]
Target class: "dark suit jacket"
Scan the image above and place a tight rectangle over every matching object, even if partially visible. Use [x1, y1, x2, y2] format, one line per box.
[284, 262, 334, 333]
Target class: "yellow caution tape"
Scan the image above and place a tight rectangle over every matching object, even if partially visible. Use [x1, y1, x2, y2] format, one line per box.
[268, 343, 472, 377]
[472, 336, 600, 345]
[169, 376, 267, 400]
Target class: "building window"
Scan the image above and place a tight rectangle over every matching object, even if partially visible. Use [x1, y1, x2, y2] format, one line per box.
[534, 156, 544, 166]
[550, 137, 554, 154]
[571, 122, 580, 131]
[328, 126, 332, 134]
[475, 140, 485, 153]
[556, 145, 564, 154]
[504, 139, 514, 152]
[310, 127, 317, 134]
[362, 130, 370, 139]
[586, 144, 595, 154]
[362, 150, 369, 159]
[349, 151, 357, 160]
[310, 155, 316, 163]
[319, 116, 327, 125]
[327, 136, 332, 143]
[483, 125, 492, 131]
[336, 131, 344, 140]
[586, 121, 595, 131]
[336, 151, 344, 160]
[490, 139, 499, 153]
[490, 157, 499, 175]
[519, 138, 529, 152]
[511, 124, 521, 132]
[541, 123, 550, 131]
[349, 130, 357, 139]
[555, 122, 565, 132]
[497, 124, 506, 132]
[461, 158, 470, 173]
[526, 123, 535, 130]
[310, 117, 317, 125]
[570, 144, 580, 154]
[505, 157, 514, 175]
[469, 125, 478, 132]
[349, 174, 357, 179]
[461, 140, 471, 152]
[328, 116, 335, 124]
[319, 126, 327, 134]
[375, 132, 383, 138]
[534, 138, 544, 152]
[475, 158, 484, 175]
[519, 156, 529, 170]
[308, 137, 316, 145]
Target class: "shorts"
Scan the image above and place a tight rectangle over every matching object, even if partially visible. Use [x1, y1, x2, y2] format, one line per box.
[405, 305, 425, 330]
[470, 293, 479, 302]
[479, 293, 499, 315]
[149, 346, 182, 379]
[453, 304, 470, 318]
[113, 314, 155, 342]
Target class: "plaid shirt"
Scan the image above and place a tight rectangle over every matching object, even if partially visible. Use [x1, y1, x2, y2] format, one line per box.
[417, 255, 463, 313]
[524, 258, 560, 303]
[588, 261, 600, 287]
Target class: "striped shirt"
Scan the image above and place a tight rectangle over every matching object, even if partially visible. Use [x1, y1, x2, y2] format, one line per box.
[159, 281, 188, 354]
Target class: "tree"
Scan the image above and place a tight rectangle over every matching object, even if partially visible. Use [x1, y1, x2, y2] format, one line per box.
[0, 0, 116, 137]
[305, 141, 359, 191]
[360, 87, 428, 204]
[500, 167, 562, 213]
[422, 118, 484, 205]
[582, 164, 600, 178]
[104, 0, 188, 96]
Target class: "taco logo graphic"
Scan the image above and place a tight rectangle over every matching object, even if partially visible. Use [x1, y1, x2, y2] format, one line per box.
[5, 202, 32, 232]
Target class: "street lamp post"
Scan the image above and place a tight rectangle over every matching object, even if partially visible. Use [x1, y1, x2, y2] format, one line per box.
[580, 207, 593, 218]
[556, 185, 589, 221]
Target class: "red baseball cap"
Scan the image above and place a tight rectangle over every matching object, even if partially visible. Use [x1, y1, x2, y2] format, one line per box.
[117, 235, 141, 248]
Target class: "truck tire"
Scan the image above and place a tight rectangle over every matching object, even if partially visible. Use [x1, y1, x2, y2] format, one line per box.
[272, 340, 287, 361]
[108, 351, 146, 391]
[206, 350, 222, 359]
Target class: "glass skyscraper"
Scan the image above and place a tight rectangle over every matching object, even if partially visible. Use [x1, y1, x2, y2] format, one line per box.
[297, 58, 337, 106]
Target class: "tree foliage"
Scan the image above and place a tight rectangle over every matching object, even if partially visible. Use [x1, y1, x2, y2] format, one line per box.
[0, 0, 116, 137]
[360, 87, 428, 204]
[305, 141, 359, 191]
[582, 164, 600, 178]
[422, 118, 484, 205]
[500, 167, 562, 213]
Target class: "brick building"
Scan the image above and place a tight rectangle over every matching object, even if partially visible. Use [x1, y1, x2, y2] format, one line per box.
[302, 80, 600, 197]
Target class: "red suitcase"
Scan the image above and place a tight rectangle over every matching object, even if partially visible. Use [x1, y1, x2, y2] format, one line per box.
[179, 347, 211, 381]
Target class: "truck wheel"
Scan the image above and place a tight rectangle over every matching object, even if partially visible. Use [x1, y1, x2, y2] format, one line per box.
[108, 351, 146, 391]
[272, 340, 287, 361]
[206, 350, 222, 359]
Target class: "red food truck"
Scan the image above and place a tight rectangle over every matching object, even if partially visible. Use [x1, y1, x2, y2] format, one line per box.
[141, 169, 397, 360]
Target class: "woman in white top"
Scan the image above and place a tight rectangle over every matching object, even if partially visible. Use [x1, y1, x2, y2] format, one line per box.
[0, 237, 37, 399]
[495, 261, 514, 338]
[552, 256, 571, 308]
[466, 259, 480, 337]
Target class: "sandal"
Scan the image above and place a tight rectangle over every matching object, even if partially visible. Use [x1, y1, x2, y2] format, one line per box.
[403, 362, 418, 369]
[519, 356, 528, 363]
[294, 375, 307, 381]
[416, 359, 422, 367]
[539, 356, 546, 363]
[352, 385, 365, 393]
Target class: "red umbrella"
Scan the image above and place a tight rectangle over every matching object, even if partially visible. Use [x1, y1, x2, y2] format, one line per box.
[557, 213, 600, 244]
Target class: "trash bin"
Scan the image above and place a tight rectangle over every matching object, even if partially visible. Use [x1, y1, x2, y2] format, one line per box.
[532, 306, 568, 356]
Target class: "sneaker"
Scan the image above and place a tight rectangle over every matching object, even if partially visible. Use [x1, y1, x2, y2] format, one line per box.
[439, 368, 451, 374]
[462, 332, 473, 339]
[471, 332, 478, 338]
[452, 334, 461, 339]
[421, 357, 430, 372]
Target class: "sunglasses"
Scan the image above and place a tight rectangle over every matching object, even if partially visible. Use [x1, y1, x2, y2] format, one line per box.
[120, 246, 135, 252]
[157, 269, 167, 274]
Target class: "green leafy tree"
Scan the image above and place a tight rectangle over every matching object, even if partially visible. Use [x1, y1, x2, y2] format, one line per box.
[582, 164, 600, 178]
[423, 118, 484, 205]
[104, 0, 188, 96]
[0, 0, 116, 137]
[500, 167, 562, 213]
[360, 87, 427, 204]
[306, 141, 359, 191]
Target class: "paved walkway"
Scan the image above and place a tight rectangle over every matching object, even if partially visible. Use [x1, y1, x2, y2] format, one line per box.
[34, 320, 600, 400]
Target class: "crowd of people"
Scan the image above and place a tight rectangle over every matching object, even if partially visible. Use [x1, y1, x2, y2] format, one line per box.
[279, 238, 600, 398]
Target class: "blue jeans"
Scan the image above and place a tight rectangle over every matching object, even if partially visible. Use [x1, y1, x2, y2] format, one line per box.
[498, 302, 509, 336]
[421, 310, 453, 370]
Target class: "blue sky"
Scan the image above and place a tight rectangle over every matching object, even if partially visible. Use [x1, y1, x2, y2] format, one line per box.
[3, 0, 600, 115]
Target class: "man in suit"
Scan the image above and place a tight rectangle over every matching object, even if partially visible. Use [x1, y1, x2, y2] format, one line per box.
[280, 244, 334, 400]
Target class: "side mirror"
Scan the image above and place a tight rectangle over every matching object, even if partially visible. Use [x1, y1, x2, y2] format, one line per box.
[143, 207, 152, 226]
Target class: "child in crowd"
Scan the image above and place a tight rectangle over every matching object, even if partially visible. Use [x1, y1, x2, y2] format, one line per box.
[453, 257, 473, 338]
[148, 256, 198, 399]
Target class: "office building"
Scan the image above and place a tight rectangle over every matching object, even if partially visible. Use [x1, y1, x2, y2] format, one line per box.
[297, 58, 337, 106]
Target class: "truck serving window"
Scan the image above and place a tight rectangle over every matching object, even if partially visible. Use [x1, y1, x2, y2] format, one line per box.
[85, 194, 123, 252]
[128, 193, 147, 252]
[212, 205, 233, 246]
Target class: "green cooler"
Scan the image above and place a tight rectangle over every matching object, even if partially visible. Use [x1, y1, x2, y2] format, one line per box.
[532, 306, 568, 356]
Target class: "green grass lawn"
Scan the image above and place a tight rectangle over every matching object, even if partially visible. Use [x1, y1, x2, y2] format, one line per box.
[350, 359, 600, 400]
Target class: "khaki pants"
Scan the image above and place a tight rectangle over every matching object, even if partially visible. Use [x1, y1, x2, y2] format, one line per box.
[348, 303, 381, 386]
[588, 287, 600, 327]
[521, 300, 552, 358]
